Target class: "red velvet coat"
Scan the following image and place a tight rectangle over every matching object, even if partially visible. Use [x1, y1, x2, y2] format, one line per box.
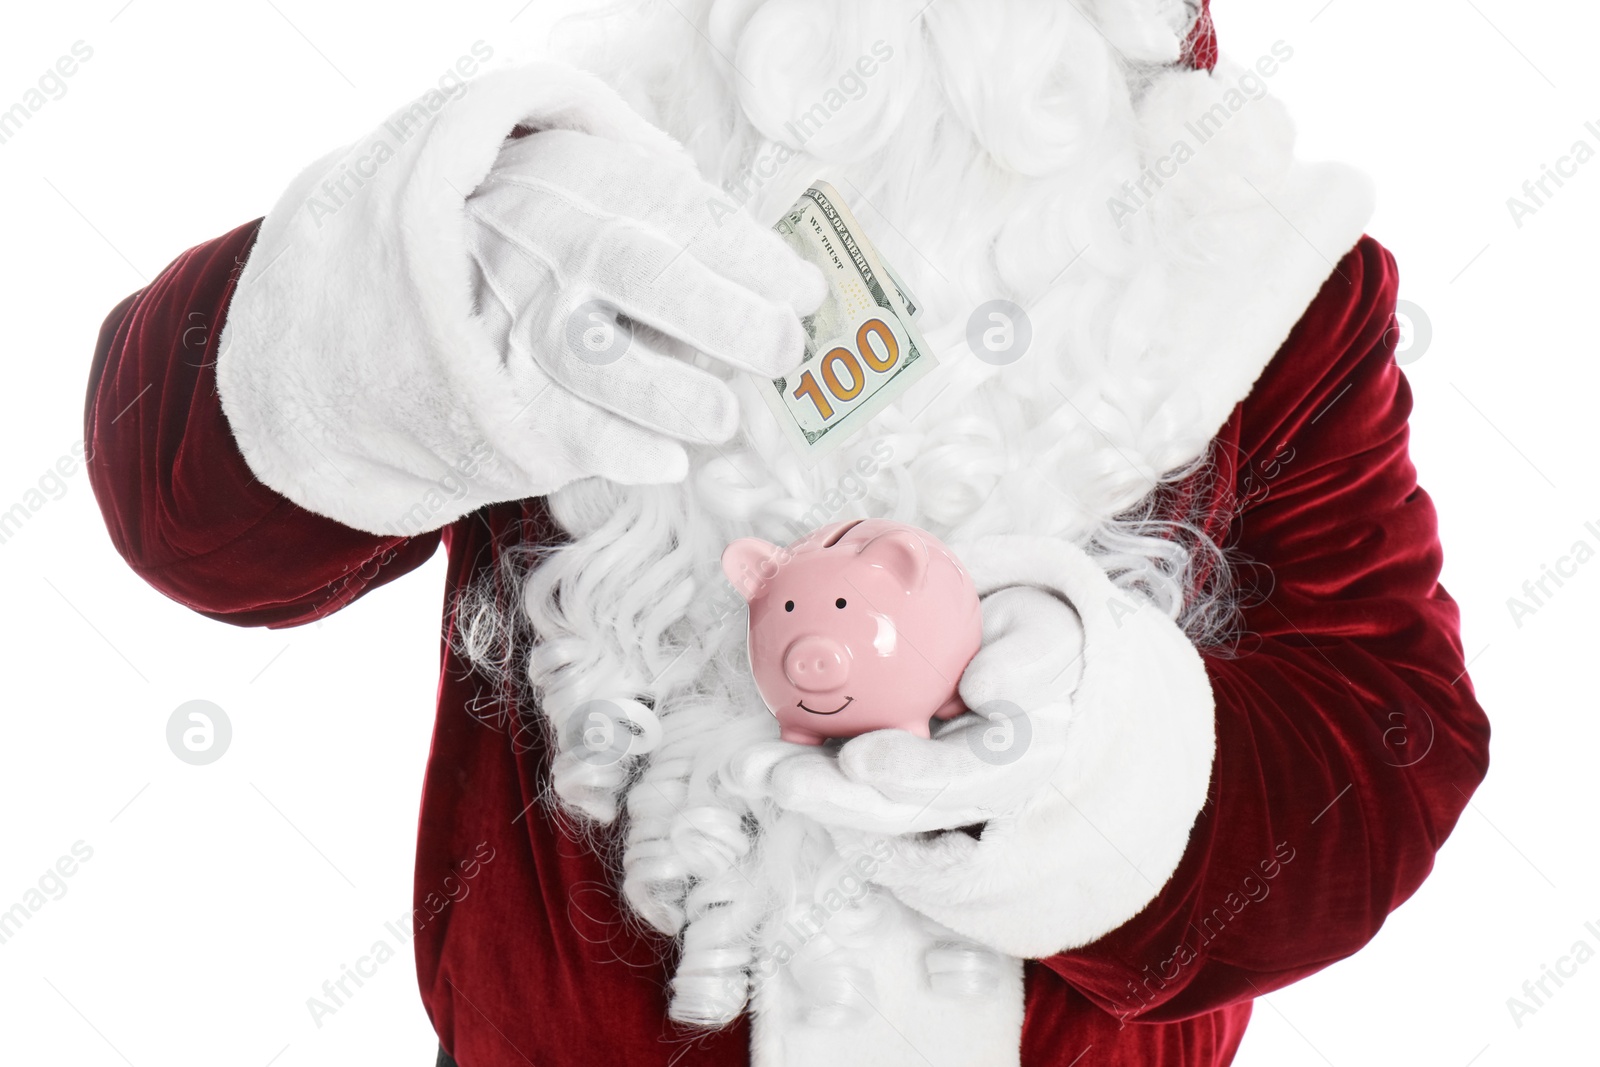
[84, 209, 1490, 1065]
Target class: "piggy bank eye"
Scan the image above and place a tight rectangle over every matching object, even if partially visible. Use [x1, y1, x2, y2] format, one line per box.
[784, 600, 795, 612]
[835, 598, 847, 609]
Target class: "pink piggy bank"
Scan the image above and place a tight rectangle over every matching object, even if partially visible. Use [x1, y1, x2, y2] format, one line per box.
[720, 519, 983, 746]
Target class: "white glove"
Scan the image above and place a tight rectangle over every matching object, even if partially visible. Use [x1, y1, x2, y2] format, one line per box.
[463, 128, 826, 487]
[725, 585, 1085, 834]
[216, 62, 826, 536]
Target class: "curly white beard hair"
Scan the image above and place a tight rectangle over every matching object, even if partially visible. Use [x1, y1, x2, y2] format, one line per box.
[456, 0, 1274, 1032]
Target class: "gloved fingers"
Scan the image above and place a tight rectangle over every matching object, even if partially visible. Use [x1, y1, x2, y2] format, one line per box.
[668, 207, 829, 325]
[474, 173, 811, 379]
[555, 407, 691, 487]
[835, 710, 1071, 814]
[725, 742, 902, 825]
[464, 197, 560, 364]
[540, 216, 813, 379]
[834, 726, 993, 802]
[498, 385, 692, 487]
[725, 740, 999, 835]
[528, 308, 744, 444]
[484, 129, 710, 238]
[482, 129, 828, 322]
[958, 585, 1085, 715]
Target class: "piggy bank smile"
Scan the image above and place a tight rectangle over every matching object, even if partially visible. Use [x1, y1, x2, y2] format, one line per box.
[721, 519, 983, 746]
[796, 697, 857, 713]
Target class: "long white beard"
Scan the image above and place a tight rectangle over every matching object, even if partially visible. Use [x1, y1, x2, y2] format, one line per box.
[461, 0, 1288, 1029]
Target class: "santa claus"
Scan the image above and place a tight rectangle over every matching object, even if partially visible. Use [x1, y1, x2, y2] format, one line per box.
[84, 1, 1490, 1064]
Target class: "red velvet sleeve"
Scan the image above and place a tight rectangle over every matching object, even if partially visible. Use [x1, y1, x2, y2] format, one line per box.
[1040, 237, 1491, 1020]
[84, 220, 443, 628]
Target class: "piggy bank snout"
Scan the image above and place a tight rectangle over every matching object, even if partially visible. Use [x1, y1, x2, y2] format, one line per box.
[782, 635, 850, 691]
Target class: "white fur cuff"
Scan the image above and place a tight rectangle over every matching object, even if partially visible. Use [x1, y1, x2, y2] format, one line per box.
[215, 61, 690, 536]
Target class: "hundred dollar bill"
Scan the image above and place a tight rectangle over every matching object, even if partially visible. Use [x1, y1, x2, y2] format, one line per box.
[762, 181, 936, 458]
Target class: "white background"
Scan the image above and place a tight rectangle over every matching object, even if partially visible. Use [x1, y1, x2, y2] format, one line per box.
[0, 1, 1594, 1065]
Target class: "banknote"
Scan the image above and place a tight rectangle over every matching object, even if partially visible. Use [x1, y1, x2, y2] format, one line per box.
[761, 181, 936, 458]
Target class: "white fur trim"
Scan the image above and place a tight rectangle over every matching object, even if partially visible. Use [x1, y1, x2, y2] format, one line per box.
[750, 902, 1025, 1067]
[215, 62, 692, 535]
[1125, 61, 1377, 470]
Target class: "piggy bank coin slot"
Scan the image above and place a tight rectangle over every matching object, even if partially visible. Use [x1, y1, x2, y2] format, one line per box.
[820, 518, 866, 547]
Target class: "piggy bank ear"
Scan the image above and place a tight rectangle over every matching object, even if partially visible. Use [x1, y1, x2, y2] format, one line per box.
[722, 538, 783, 602]
[856, 529, 928, 593]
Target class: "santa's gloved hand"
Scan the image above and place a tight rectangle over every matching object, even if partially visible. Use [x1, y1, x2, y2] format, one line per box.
[463, 128, 825, 486]
[217, 62, 824, 536]
[725, 585, 1084, 834]
[730, 535, 1217, 961]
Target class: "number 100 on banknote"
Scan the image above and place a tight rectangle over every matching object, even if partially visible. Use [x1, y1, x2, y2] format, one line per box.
[761, 182, 937, 458]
